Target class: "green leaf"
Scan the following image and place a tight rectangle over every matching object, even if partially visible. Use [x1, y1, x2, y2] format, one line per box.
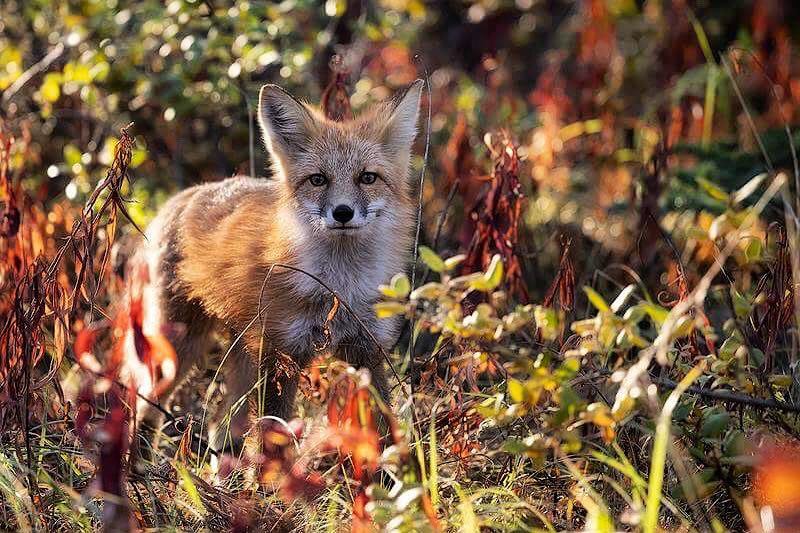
[450, 272, 483, 287]
[554, 357, 580, 380]
[723, 430, 746, 457]
[454, 484, 480, 533]
[749, 348, 765, 368]
[428, 415, 439, 510]
[551, 386, 583, 426]
[586, 508, 615, 533]
[718, 337, 741, 361]
[469, 254, 504, 291]
[482, 254, 503, 289]
[730, 288, 751, 318]
[63, 144, 82, 166]
[379, 273, 410, 299]
[583, 286, 610, 312]
[72, 63, 91, 84]
[643, 363, 705, 533]
[391, 273, 411, 298]
[668, 314, 695, 341]
[700, 411, 730, 439]
[768, 374, 793, 388]
[501, 435, 548, 460]
[744, 238, 762, 263]
[176, 464, 206, 513]
[640, 302, 669, 326]
[622, 304, 645, 323]
[131, 147, 147, 168]
[418, 245, 445, 272]
[571, 317, 598, 335]
[502, 438, 533, 455]
[534, 305, 562, 341]
[378, 286, 397, 298]
[90, 60, 110, 82]
[612, 395, 636, 421]
[696, 176, 729, 203]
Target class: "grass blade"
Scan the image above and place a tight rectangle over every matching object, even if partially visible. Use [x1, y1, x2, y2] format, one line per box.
[643, 362, 705, 533]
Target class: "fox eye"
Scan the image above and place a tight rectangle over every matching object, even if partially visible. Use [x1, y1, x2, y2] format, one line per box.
[308, 174, 328, 187]
[359, 172, 378, 185]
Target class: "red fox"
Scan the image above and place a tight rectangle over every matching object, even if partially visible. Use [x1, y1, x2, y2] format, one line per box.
[132, 80, 422, 454]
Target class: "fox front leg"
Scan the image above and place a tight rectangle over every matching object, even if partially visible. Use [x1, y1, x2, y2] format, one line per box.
[337, 337, 391, 406]
[242, 333, 304, 422]
[210, 340, 300, 464]
[208, 343, 255, 455]
[257, 360, 301, 421]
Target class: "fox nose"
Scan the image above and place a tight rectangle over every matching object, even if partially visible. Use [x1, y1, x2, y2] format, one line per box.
[332, 204, 354, 224]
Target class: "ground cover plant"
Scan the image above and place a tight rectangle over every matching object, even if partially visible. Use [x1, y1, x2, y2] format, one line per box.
[1, 0, 800, 531]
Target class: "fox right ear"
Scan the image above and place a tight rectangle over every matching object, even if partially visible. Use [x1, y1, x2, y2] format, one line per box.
[257, 85, 315, 171]
[379, 79, 423, 159]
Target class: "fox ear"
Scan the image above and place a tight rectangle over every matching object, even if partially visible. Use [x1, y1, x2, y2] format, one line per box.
[380, 79, 423, 157]
[258, 84, 315, 171]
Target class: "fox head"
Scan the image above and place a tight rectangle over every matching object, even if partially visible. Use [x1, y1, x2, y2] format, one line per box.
[257, 80, 423, 237]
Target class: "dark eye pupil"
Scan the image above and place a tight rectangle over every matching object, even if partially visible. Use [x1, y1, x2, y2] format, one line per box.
[310, 174, 326, 186]
[361, 172, 376, 184]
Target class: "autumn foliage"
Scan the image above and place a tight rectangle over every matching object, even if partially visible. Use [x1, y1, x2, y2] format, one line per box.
[3, 1, 800, 532]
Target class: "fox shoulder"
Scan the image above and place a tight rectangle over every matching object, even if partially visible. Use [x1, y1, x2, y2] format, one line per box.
[165, 177, 295, 322]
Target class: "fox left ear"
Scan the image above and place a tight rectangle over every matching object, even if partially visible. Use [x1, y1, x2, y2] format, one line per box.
[380, 79, 424, 157]
[258, 84, 316, 173]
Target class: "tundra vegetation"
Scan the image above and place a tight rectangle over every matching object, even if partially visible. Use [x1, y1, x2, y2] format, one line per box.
[1, 1, 800, 531]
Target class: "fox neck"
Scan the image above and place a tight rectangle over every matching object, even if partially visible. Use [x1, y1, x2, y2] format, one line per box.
[272, 202, 409, 303]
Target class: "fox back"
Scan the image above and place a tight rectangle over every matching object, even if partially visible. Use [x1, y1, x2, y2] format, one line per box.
[134, 81, 422, 451]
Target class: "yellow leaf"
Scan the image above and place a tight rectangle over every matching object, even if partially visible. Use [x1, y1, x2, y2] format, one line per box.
[41, 79, 60, 102]
[409, 282, 445, 300]
[444, 254, 466, 271]
[373, 301, 406, 319]
[583, 286, 610, 312]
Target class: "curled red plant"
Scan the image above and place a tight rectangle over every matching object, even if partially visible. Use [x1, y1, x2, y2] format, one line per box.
[462, 130, 528, 302]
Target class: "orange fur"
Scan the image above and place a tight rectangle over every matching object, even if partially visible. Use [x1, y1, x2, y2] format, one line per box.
[133, 81, 422, 453]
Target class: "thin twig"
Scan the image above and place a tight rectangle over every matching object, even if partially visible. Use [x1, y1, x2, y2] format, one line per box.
[2, 43, 66, 104]
[599, 366, 800, 413]
[721, 57, 774, 174]
[231, 82, 256, 178]
[421, 180, 458, 285]
[266, 263, 401, 384]
[724, 48, 800, 366]
[431, 181, 458, 252]
[408, 56, 433, 397]
[652, 375, 800, 414]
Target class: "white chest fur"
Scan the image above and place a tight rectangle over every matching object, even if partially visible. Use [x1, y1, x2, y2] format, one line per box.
[295, 237, 396, 305]
[276, 237, 401, 355]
